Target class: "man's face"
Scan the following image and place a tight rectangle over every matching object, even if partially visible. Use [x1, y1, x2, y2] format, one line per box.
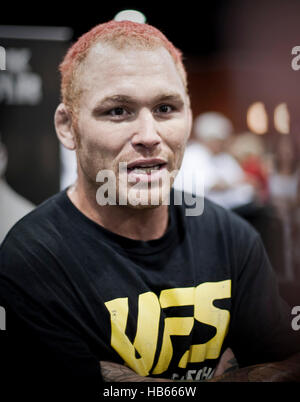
[73, 43, 192, 207]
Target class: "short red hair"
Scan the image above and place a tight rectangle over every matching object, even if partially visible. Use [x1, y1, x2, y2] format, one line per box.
[59, 20, 188, 116]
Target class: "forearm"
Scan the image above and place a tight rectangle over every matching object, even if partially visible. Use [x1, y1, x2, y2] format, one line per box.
[100, 361, 173, 382]
[209, 352, 300, 382]
[100, 352, 300, 382]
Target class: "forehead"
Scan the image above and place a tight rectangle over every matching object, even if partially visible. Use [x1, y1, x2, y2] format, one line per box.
[77, 43, 186, 104]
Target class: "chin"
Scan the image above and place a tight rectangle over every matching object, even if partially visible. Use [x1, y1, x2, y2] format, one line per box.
[117, 185, 172, 209]
[125, 203, 160, 210]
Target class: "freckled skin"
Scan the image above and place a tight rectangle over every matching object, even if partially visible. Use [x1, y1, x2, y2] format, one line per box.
[74, 43, 192, 206]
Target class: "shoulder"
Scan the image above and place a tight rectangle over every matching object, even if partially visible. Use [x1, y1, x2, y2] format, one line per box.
[0, 191, 83, 310]
[175, 190, 260, 252]
[0, 191, 70, 274]
[2, 190, 69, 240]
[182, 190, 255, 232]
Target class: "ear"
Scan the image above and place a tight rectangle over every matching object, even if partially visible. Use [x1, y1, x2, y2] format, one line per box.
[54, 103, 76, 150]
[187, 106, 193, 140]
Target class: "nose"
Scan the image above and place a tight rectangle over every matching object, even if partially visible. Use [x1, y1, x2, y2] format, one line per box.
[131, 109, 161, 151]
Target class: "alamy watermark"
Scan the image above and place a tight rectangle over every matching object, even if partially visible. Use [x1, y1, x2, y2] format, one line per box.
[0, 46, 6, 71]
[0, 305, 6, 330]
[291, 306, 300, 331]
[291, 46, 300, 71]
[95, 163, 204, 216]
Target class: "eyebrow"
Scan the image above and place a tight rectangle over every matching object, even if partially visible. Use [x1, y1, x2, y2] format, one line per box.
[93, 92, 185, 110]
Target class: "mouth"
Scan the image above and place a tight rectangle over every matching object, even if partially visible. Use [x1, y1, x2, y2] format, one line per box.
[126, 159, 167, 175]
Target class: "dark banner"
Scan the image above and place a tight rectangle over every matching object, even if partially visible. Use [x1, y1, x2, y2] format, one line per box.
[0, 25, 72, 206]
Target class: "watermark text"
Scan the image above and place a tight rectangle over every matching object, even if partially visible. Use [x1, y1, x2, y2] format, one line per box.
[291, 46, 300, 71]
[95, 163, 204, 216]
[291, 306, 300, 331]
[0, 306, 6, 330]
[0, 46, 6, 70]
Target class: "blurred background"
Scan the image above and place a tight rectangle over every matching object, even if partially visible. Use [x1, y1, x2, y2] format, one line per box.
[1, 0, 299, 305]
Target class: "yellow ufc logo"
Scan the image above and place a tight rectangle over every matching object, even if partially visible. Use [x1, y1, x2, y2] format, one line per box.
[105, 280, 231, 376]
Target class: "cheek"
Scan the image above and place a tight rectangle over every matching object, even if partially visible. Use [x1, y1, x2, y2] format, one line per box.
[163, 120, 190, 153]
[77, 120, 124, 158]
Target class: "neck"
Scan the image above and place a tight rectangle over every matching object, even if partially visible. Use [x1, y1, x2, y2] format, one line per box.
[67, 180, 169, 241]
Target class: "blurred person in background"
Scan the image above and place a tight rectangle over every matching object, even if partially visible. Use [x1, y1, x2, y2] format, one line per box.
[269, 136, 300, 214]
[0, 135, 35, 243]
[174, 112, 256, 209]
[230, 131, 270, 205]
[229, 131, 286, 284]
[269, 136, 300, 286]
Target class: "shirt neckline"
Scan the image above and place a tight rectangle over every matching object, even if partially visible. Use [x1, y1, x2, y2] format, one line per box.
[58, 188, 180, 256]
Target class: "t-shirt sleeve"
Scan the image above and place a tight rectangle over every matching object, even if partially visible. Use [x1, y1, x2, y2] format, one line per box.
[228, 233, 300, 367]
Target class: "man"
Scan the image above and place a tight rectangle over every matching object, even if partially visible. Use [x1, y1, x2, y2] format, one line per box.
[0, 20, 299, 388]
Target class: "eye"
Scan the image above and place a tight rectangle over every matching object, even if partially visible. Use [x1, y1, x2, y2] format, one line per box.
[155, 104, 174, 115]
[108, 107, 128, 118]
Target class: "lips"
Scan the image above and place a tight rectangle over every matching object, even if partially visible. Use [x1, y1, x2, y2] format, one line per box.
[127, 158, 167, 174]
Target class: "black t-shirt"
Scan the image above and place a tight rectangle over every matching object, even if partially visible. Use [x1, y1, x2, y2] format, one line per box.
[0, 190, 299, 384]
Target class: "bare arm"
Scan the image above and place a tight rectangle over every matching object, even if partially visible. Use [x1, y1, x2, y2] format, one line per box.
[210, 352, 300, 382]
[99, 348, 236, 382]
[213, 348, 239, 377]
[100, 352, 300, 382]
[100, 361, 173, 382]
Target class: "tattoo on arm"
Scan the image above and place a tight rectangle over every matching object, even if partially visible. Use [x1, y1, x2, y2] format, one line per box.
[223, 357, 239, 374]
[209, 352, 300, 382]
[100, 352, 300, 383]
[213, 348, 239, 377]
[100, 361, 172, 382]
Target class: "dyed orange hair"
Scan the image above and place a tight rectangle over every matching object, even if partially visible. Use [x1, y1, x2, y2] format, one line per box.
[59, 20, 188, 116]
